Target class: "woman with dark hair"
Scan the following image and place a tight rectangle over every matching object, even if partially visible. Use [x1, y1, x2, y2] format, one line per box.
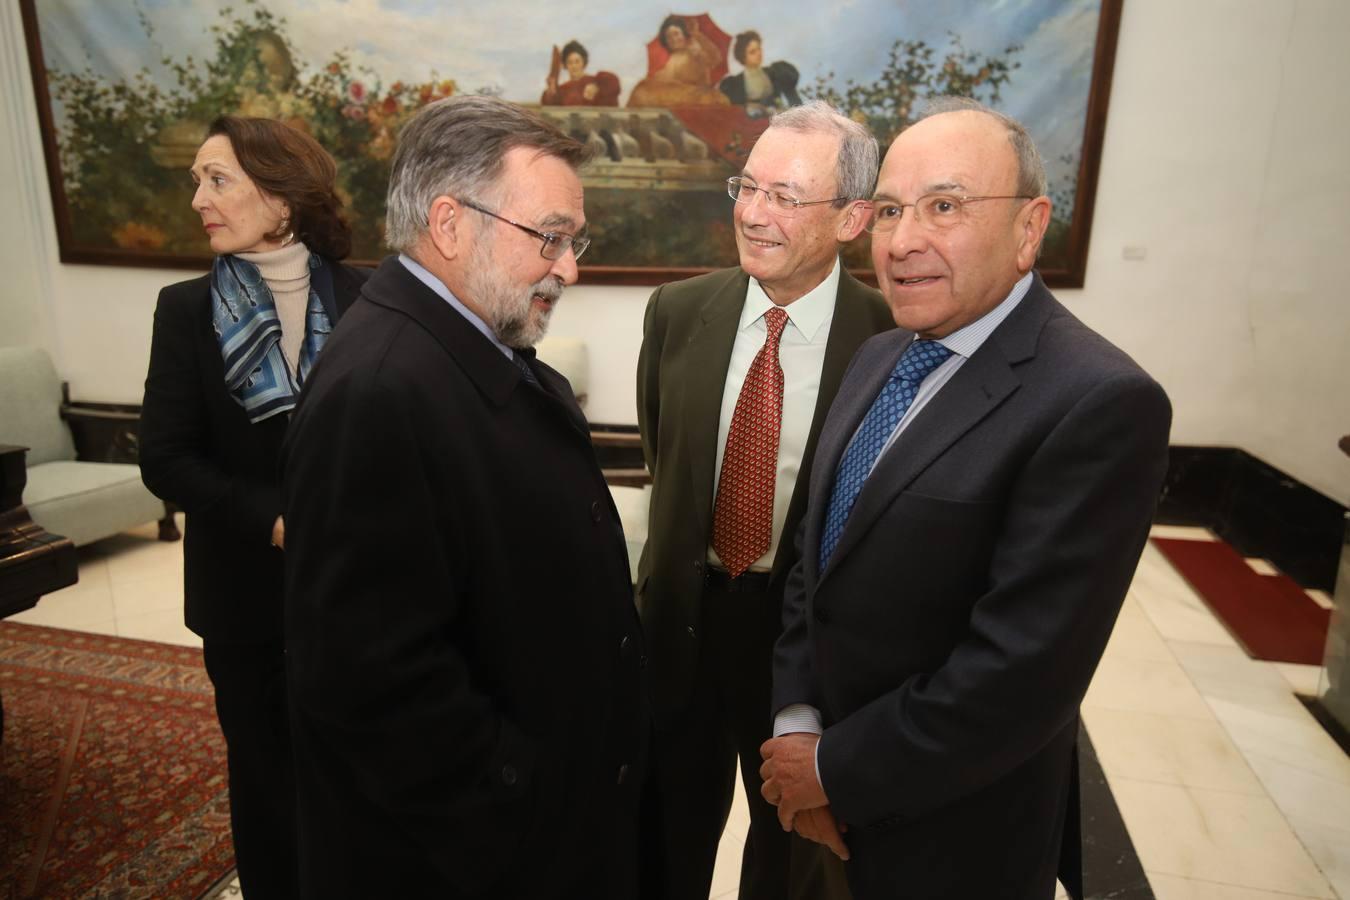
[719, 30, 801, 116]
[628, 15, 730, 107]
[542, 39, 621, 106]
[139, 115, 367, 899]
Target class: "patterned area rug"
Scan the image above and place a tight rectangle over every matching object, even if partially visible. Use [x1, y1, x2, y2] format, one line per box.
[0, 622, 236, 898]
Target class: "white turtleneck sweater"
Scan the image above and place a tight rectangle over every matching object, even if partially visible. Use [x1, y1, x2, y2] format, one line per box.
[237, 242, 312, 372]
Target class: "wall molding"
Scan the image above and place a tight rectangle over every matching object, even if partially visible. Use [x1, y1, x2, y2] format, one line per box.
[1159, 445, 1347, 592]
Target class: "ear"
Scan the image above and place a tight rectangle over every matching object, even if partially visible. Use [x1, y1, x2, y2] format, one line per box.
[1014, 196, 1052, 273]
[835, 200, 871, 244]
[424, 195, 463, 262]
[263, 192, 291, 225]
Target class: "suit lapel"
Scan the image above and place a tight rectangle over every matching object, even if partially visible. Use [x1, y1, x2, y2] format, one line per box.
[770, 269, 886, 580]
[310, 256, 339, 324]
[804, 330, 907, 578]
[825, 349, 1019, 575]
[682, 270, 749, 541]
[361, 257, 520, 408]
[527, 353, 594, 441]
[818, 278, 1055, 582]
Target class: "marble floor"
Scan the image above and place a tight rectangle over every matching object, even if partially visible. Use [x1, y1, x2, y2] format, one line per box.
[10, 521, 1348, 899]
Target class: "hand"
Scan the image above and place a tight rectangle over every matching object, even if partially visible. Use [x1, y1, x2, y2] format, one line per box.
[794, 805, 850, 861]
[271, 515, 285, 549]
[760, 733, 828, 831]
[582, 82, 598, 101]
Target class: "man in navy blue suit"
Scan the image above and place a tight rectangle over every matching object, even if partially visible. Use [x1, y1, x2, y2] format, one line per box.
[761, 97, 1172, 899]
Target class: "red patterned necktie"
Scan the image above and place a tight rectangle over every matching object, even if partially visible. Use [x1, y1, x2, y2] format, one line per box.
[712, 306, 789, 577]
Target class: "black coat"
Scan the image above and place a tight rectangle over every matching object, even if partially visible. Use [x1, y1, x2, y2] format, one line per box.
[139, 257, 367, 642]
[774, 276, 1172, 898]
[280, 257, 648, 898]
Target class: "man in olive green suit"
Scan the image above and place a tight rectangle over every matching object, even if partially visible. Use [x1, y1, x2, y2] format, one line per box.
[635, 101, 892, 900]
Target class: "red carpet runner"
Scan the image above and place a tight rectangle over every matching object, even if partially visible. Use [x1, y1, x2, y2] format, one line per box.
[1152, 537, 1331, 665]
[0, 622, 235, 898]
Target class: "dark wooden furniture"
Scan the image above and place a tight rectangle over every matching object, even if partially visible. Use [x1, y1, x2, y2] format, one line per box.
[60, 385, 146, 463]
[60, 386, 648, 502]
[0, 444, 77, 618]
[0, 443, 79, 738]
[593, 427, 649, 487]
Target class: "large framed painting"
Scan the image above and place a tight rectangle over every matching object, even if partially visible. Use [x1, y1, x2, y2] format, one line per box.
[20, 0, 1121, 286]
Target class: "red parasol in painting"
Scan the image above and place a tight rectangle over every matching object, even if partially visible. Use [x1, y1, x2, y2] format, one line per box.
[670, 107, 772, 167]
[644, 12, 732, 84]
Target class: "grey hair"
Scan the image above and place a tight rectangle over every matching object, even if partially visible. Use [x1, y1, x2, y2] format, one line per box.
[764, 99, 879, 205]
[917, 96, 1047, 198]
[384, 95, 591, 252]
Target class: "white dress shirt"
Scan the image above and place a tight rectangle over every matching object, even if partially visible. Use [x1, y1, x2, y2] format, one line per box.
[708, 259, 842, 573]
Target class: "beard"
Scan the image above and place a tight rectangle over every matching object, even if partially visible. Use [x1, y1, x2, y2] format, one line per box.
[466, 239, 562, 348]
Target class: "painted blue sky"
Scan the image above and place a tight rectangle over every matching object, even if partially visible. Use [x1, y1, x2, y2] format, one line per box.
[34, 0, 1102, 190]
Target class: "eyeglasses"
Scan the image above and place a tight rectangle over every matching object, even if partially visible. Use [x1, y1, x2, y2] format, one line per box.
[865, 193, 1033, 233]
[726, 176, 846, 217]
[459, 198, 591, 261]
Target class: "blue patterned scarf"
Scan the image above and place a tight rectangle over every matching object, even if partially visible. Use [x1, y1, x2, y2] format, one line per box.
[211, 253, 333, 423]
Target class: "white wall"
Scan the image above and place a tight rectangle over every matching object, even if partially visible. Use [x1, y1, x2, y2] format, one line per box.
[2, 0, 1347, 503]
[1057, 0, 1350, 505]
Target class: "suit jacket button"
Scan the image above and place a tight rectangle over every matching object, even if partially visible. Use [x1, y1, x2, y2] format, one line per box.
[617, 763, 630, 785]
[692, 560, 704, 574]
[501, 764, 518, 786]
[686, 625, 697, 639]
[620, 634, 631, 656]
[814, 607, 830, 624]
[591, 500, 602, 523]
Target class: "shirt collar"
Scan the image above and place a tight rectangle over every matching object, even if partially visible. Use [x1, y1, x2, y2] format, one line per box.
[740, 256, 841, 342]
[398, 253, 514, 360]
[934, 271, 1034, 359]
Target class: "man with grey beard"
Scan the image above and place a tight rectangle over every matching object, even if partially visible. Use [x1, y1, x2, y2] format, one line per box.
[281, 95, 647, 898]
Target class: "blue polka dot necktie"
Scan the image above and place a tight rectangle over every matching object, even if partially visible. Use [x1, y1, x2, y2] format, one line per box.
[818, 339, 953, 572]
